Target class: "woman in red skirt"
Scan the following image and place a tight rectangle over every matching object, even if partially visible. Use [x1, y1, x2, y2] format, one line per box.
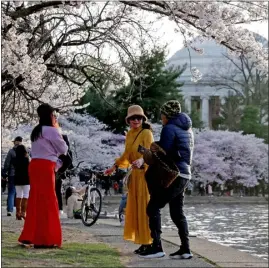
[18, 103, 68, 248]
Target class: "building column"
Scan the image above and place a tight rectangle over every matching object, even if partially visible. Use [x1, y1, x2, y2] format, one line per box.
[201, 96, 210, 128]
[184, 96, 192, 114]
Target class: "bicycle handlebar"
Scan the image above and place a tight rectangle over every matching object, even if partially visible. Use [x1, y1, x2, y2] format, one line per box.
[76, 161, 84, 168]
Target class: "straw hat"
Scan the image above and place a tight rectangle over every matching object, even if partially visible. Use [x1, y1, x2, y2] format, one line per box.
[125, 105, 147, 124]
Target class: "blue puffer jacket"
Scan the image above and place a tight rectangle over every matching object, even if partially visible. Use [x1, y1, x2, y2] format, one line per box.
[159, 113, 194, 177]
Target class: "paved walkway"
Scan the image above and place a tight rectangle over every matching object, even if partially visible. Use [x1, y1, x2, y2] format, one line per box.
[2, 204, 268, 267]
[94, 218, 268, 268]
[61, 218, 215, 267]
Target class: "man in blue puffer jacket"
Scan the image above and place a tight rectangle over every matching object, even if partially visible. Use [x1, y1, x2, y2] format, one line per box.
[139, 100, 194, 259]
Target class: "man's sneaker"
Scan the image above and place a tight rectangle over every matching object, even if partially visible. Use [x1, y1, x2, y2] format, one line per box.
[169, 248, 193, 259]
[7, 212, 12, 216]
[139, 244, 165, 258]
[134, 244, 151, 254]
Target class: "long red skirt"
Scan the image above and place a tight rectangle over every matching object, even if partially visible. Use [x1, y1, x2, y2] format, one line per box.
[18, 159, 62, 247]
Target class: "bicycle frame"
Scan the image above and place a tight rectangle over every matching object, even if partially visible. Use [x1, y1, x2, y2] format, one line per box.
[85, 173, 97, 205]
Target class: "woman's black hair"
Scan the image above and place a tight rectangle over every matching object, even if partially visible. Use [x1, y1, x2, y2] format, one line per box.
[142, 121, 153, 132]
[65, 187, 73, 205]
[30, 104, 54, 142]
[15, 145, 28, 160]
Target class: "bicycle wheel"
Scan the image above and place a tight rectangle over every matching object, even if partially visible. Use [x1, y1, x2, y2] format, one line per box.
[81, 187, 102, 227]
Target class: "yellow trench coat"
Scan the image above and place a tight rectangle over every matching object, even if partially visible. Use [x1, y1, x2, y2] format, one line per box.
[116, 126, 153, 245]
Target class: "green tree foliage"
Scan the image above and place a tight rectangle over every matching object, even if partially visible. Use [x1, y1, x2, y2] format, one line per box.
[215, 95, 268, 143]
[113, 50, 186, 122]
[218, 95, 243, 131]
[81, 49, 186, 133]
[240, 105, 268, 143]
[190, 109, 204, 129]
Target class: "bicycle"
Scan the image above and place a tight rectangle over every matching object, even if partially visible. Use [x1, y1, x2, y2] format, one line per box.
[81, 171, 102, 227]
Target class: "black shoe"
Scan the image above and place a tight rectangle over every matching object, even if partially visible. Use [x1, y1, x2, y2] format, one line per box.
[134, 245, 149, 254]
[139, 244, 165, 258]
[169, 247, 193, 259]
[7, 212, 12, 216]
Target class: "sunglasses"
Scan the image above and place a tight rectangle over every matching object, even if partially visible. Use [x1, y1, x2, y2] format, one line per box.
[129, 115, 143, 121]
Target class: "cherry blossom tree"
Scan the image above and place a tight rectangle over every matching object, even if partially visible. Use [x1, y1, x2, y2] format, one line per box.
[58, 112, 125, 169]
[192, 129, 268, 187]
[1, 1, 268, 126]
[2, 118, 268, 187]
[1, 1, 156, 126]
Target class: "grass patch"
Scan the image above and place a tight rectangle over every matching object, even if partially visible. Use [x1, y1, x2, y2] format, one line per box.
[2, 232, 123, 267]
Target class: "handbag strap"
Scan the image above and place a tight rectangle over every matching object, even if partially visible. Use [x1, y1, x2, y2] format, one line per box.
[132, 129, 144, 145]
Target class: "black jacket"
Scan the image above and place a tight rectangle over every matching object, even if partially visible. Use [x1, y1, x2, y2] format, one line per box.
[3, 147, 17, 177]
[159, 113, 194, 176]
[14, 157, 30, 186]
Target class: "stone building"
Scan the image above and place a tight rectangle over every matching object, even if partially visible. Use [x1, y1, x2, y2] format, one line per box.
[168, 34, 267, 128]
[167, 38, 239, 128]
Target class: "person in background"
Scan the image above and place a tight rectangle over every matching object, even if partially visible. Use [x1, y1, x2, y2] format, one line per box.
[207, 183, 213, 197]
[14, 145, 30, 220]
[105, 105, 153, 255]
[199, 182, 206, 196]
[139, 100, 194, 259]
[119, 193, 128, 226]
[118, 179, 123, 194]
[113, 181, 119, 194]
[65, 186, 86, 219]
[55, 131, 74, 217]
[18, 103, 68, 248]
[3, 136, 23, 216]
[103, 178, 112, 196]
[219, 184, 225, 196]
[186, 181, 193, 196]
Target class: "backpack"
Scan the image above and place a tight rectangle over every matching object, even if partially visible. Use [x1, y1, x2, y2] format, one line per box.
[57, 152, 73, 174]
[57, 135, 74, 174]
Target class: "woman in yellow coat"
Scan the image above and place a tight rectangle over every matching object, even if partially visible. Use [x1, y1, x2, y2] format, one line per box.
[105, 105, 153, 254]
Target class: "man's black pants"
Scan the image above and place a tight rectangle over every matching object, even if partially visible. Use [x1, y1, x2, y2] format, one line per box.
[146, 177, 190, 250]
[55, 178, 63, 211]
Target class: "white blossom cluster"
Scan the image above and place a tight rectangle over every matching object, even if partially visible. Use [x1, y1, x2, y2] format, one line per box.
[2, 14, 47, 89]
[1, 13, 88, 126]
[59, 112, 125, 170]
[192, 129, 268, 187]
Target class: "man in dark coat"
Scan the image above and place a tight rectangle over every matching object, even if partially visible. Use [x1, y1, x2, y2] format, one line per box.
[56, 134, 73, 215]
[139, 100, 194, 259]
[2, 136, 23, 216]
